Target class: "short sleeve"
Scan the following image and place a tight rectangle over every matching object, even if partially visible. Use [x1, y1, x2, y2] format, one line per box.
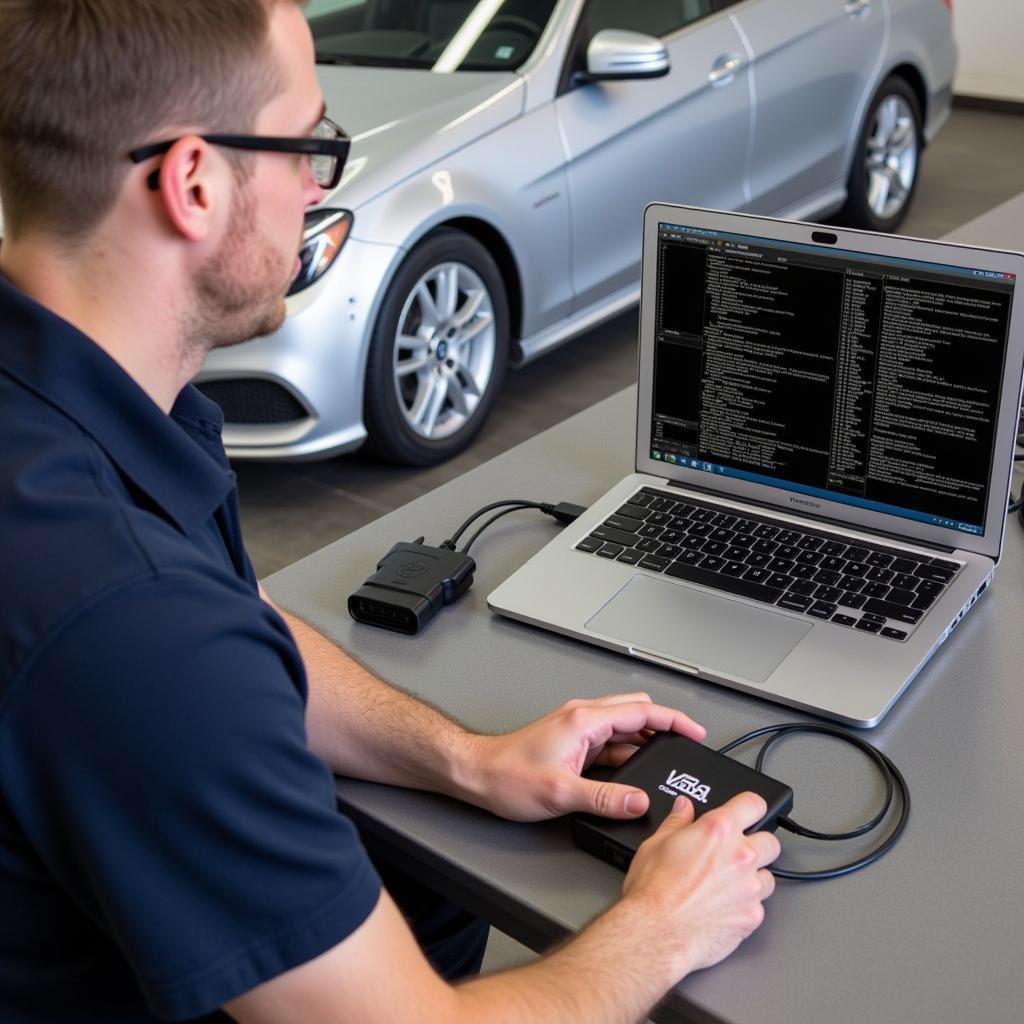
[1, 570, 381, 1020]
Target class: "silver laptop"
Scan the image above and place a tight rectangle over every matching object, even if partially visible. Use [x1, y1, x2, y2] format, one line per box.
[489, 205, 1024, 727]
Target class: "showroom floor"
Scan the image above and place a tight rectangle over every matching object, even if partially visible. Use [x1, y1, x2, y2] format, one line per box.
[237, 105, 1024, 578]
[234, 103, 1024, 978]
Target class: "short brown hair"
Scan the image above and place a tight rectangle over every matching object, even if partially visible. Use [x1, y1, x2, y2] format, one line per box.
[0, 0, 301, 241]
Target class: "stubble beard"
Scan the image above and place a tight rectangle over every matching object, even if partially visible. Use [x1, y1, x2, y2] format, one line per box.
[185, 180, 293, 359]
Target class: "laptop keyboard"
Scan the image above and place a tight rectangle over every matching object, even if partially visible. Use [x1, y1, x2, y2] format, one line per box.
[575, 488, 963, 642]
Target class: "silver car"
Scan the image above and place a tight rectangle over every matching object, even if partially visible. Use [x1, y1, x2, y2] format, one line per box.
[197, 0, 957, 463]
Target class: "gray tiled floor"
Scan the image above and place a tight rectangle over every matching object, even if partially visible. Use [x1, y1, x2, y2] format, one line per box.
[237, 106, 1024, 578]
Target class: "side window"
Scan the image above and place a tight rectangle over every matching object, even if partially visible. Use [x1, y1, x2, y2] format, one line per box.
[585, 0, 715, 40]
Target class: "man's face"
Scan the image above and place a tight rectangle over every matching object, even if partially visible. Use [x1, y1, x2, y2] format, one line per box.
[193, 2, 326, 351]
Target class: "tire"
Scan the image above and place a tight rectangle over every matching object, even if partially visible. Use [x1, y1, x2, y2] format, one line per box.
[363, 228, 510, 465]
[840, 75, 923, 233]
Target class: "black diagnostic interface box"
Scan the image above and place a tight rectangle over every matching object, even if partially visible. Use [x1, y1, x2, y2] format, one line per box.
[572, 733, 794, 871]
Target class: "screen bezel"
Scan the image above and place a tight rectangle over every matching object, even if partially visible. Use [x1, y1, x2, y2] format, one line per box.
[635, 204, 1024, 560]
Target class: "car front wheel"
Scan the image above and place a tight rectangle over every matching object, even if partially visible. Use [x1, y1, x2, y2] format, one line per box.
[363, 229, 509, 465]
[841, 75, 922, 233]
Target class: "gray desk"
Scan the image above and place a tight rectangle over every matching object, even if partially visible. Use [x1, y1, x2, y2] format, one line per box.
[266, 198, 1024, 1024]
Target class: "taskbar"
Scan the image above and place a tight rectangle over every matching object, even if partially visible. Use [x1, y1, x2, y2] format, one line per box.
[650, 450, 984, 537]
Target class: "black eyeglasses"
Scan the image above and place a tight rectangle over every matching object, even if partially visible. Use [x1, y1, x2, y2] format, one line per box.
[128, 116, 350, 191]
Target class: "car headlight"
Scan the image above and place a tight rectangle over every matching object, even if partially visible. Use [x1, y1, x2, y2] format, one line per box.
[287, 208, 353, 297]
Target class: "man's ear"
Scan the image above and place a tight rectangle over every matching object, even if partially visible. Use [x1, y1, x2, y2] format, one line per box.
[156, 136, 225, 243]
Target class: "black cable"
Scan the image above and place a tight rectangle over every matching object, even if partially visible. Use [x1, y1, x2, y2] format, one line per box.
[442, 500, 545, 550]
[461, 504, 546, 554]
[717, 723, 910, 882]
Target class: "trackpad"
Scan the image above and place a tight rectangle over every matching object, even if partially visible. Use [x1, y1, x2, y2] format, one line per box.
[585, 575, 811, 684]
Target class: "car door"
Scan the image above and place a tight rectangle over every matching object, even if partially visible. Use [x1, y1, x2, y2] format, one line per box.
[555, 0, 753, 313]
[727, 0, 886, 216]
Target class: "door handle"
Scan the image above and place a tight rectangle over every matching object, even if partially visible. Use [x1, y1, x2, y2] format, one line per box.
[708, 53, 745, 87]
[845, 0, 870, 17]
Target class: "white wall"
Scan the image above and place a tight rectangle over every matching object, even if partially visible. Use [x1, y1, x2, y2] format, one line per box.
[953, 1, 1024, 102]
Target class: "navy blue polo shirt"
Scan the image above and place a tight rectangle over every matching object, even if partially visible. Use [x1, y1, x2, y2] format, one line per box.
[0, 274, 381, 1022]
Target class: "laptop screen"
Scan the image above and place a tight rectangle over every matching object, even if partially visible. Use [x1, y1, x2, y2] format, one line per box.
[649, 222, 1017, 537]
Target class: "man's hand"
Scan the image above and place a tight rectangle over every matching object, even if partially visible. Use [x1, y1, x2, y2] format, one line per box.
[465, 692, 706, 822]
[621, 792, 781, 978]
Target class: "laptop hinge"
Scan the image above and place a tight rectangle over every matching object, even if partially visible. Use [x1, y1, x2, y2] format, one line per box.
[664, 478, 958, 554]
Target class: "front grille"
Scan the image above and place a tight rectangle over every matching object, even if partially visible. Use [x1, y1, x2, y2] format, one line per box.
[196, 379, 307, 425]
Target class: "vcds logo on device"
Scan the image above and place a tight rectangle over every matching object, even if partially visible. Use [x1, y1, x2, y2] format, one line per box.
[659, 769, 711, 804]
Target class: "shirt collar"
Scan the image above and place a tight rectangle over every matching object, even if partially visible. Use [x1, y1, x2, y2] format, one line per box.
[0, 272, 235, 533]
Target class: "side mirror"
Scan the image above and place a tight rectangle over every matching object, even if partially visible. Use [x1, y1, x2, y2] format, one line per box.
[579, 29, 670, 82]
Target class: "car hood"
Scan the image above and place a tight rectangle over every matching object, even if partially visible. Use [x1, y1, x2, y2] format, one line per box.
[316, 64, 524, 212]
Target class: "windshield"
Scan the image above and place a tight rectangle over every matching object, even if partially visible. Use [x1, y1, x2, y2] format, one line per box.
[307, 0, 558, 71]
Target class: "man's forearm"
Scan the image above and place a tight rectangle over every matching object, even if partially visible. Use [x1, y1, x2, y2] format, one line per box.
[274, 603, 485, 801]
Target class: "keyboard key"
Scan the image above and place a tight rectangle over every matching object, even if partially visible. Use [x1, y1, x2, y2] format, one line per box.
[790, 580, 818, 597]
[659, 529, 683, 544]
[690, 508, 716, 523]
[916, 579, 944, 596]
[891, 557, 919, 573]
[815, 568, 842, 586]
[844, 561, 869, 577]
[861, 612, 886, 624]
[766, 573, 793, 589]
[663, 561, 785, 604]
[752, 539, 779, 555]
[687, 522, 714, 537]
[855, 619, 882, 634]
[791, 564, 817, 580]
[701, 555, 726, 572]
[590, 526, 638, 547]
[776, 530, 801, 545]
[892, 573, 918, 591]
[916, 565, 956, 584]
[865, 567, 894, 584]
[709, 527, 735, 543]
[616, 549, 643, 565]
[861, 582, 891, 599]
[798, 536, 823, 550]
[675, 550, 704, 566]
[638, 524, 665, 539]
[839, 591, 867, 609]
[881, 627, 908, 641]
[796, 550, 823, 566]
[744, 567, 771, 584]
[605, 515, 642, 534]
[648, 498, 676, 512]
[722, 561, 747, 577]
[832, 614, 857, 627]
[775, 544, 799, 559]
[629, 493, 654, 507]
[658, 543, 682, 560]
[745, 552, 772, 568]
[645, 512, 672, 526]
[616, 503, 650, 521]
[820, 556, 845, 572]
[680, 535, 705, 552]
[839, 575, 865, 592]
[808, 601, 837, 619]
[768, 557, 795, 573]
[815, 586, 843, 604]
[723, 545, 749, 561]
[639, 555, 670, 571]
[734, 518, 758, 534]
[911, 592, 936, 611]
[670, 515, 692, 530]
[577, 537, 602, 553]
[597, 543, 624, 558]
[820, 541, 846, 557]
[712, 513, 737, 528]
[863, 598, 923, 624]
[636, 538, 663, 553]
[845, 546, 869, 562]
[754, 525, 779, 539]
[778, 594, 813, 612]
[931, 559, 961, 573]
[702, 540, 727, 556]
[886, 588, 916, 607]
[866, 552, 894, 568]
[730, 533, 756, 549]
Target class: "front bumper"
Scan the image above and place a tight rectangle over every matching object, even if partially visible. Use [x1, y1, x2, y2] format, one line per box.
[195, 237, 401, 461]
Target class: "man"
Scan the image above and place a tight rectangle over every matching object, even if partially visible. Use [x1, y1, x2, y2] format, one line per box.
[0, 2, 780, 1022]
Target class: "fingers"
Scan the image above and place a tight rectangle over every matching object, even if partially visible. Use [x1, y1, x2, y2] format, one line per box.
[566, 779, 650, 818]
[758, 868, 776, 901]
[704, 792, 769, 834]
[655, 795, 696, 832]
[572, 702, 707, 749]
[747, 829, 782, 870]
[592, 742, 643, 768]
[560, 695, 706, 742]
